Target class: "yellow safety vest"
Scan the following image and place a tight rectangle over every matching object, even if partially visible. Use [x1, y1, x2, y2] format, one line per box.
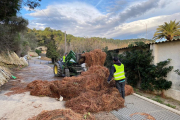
[113, 64, 126, 80]
[63, 56, 66, 62]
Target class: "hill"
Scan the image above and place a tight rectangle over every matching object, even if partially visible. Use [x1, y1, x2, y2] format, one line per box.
[28, 27, 154, 56]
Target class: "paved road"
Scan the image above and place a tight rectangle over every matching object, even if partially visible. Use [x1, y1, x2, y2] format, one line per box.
[0, 58, 64, 120]
[0, 57, 62, 91]
[28, 57, 54, 68]
[112, 93, 180, 120]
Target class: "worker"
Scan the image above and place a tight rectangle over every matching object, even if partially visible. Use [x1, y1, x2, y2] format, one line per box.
[107, 57, 126, 99]
[63, 53, 68, 62]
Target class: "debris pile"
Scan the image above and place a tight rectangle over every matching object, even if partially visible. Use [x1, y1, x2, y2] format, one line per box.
[49, 65, 109, 99]
[125, 84, 134, 96]
[29, 109, 95, 120]
[81, 49, 106, 67]
[66, 88, 124, 113]
[27, 80, 55, 97]
[27, 49, 134, 114]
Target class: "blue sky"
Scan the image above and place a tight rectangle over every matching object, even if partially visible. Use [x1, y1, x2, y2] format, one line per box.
[20, 0, 180, 40]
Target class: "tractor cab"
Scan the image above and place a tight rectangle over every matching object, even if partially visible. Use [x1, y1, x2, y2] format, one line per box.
[53, 51, 86, 77]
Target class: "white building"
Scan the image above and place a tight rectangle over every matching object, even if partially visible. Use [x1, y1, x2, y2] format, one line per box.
[110, 37, 180, 101]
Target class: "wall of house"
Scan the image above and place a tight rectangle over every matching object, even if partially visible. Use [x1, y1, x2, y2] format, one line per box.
[150, 41, 180, 101]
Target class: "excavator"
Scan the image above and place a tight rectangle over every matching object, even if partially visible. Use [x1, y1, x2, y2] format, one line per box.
[53, 51, 86, 77]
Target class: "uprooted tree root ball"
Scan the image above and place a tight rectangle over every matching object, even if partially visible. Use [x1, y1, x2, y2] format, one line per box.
[27, 49, 134, 114]
[29, 109, 95, 120]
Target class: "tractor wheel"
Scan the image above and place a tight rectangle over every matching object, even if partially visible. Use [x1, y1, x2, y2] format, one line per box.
[65, 69, 70, 77]
[54, 62, 62, 77]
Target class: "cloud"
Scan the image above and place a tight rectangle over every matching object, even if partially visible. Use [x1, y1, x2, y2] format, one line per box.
[107, 0, 128, 13]
[117, 0, 160, 23]
[30, 2, 102, 22]
[106, 12, 180, 38]
[27, 0, 180, 39]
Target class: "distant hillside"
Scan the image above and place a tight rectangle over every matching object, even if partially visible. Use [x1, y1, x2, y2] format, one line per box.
[28, 27, 154, 55]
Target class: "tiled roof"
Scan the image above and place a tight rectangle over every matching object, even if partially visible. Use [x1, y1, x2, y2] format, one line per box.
[110, 36, 180, 51]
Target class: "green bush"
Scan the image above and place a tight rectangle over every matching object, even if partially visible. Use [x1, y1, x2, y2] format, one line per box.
[118, 42, 173, 93]
[103, 46, 118, 70]
[35, 49, 41, 56]
[174, 69, 180, 75]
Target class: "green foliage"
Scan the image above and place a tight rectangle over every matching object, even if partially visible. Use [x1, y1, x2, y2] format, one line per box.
[174, 69, 180, 75]
[152, 96, 164, 104]
[0, 0, 21, 21]
[103, 46, 118, 70]
[119, 42, 173, 92]
[83, 112, 91, 119]
[46, 35, 59, 63]
[151, 96, 176, 108]
[35, 49, 41, 55]
[24, 0, 41, 9]
[0, 0, 40, 55]
[0, 0, 41, 22]
[27, 27, 154, 57]
[165, 103, 176, 109]
[153, 20, 180, 41]
[25, 32, 38, 50]
[0, 16, 29, 53]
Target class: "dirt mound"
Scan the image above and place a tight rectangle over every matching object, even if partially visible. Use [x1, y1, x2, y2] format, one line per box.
[27, 49, 134, 113]
[29, 109, 95, 120]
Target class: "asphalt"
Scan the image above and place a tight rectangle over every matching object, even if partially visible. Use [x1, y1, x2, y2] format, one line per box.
[112, 94, 180, 120]
[0, 57, 65, 120]
[0, 57, 62, 92]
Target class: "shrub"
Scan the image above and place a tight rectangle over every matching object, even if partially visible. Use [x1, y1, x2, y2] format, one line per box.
[35, 49, 41, 56]
[118, 42, 173, 94]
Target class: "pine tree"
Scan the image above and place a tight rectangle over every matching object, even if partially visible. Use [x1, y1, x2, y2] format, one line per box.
[46, 35, 59, 63]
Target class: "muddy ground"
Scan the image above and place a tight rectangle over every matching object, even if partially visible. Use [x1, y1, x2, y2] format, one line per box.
[0, 58, 118, 120]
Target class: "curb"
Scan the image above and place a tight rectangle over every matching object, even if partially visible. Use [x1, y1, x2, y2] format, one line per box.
[133, 93, 180, 115]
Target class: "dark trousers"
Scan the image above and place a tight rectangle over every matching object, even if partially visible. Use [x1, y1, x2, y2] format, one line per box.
[115, 80, 125, 99]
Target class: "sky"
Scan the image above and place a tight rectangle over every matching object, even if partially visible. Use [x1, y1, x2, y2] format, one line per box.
[20, 0, 180, 40]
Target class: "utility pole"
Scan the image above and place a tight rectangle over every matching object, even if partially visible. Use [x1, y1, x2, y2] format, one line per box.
[146, 24, 147, 40]
[65, 31, 67, 54]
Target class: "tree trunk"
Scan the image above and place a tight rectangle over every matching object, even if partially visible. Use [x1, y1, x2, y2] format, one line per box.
[166, 35, 174, 41]
[160, 90, 166, 98]
[137, 65, 141, 88]
[51, 58, 54, 64]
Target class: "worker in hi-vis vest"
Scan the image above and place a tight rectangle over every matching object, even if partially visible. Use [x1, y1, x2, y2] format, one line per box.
[63, 53, 68, 62]
[107, 57, 126, 99]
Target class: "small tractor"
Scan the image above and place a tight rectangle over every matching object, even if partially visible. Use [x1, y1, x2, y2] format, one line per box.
[53, 51, 86, 77]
